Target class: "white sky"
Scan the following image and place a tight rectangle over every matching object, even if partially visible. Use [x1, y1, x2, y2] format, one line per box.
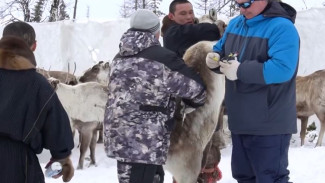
[74, 0, 324, 20]
[75, 0, 171, 20]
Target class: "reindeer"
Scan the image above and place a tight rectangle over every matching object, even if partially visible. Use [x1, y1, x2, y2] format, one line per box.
[37, 62, 78, 85]
[48, 78, 108, 169]
[79, 61, 110, 85]
[165, 41, 225, 183]
[79, 61, 110, 143]
[296, 69, 325, 146]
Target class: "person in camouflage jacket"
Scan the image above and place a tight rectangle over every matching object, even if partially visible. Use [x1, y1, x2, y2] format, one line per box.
[104, 9, 206, 183]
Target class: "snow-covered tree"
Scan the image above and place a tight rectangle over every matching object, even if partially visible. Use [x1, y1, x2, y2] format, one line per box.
[31, 0, 46, 22]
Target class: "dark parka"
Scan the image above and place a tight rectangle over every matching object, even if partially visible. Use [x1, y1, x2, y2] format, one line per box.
[0, 36, 74, 183]
[104, 30, 206, 165]
[162, 17, 221, 57]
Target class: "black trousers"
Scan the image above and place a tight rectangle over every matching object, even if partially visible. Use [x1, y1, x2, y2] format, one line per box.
[117, 161, 164, 183]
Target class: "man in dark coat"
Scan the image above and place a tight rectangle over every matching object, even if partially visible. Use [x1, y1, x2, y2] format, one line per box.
[162, 0, 225, 58]
[0, 22, 74, 183]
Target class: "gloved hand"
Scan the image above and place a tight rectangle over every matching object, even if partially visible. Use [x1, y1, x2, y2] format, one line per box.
[219, 60, 240, 80]
[47, 156, 74, 182]
[206, 52, 221, 69]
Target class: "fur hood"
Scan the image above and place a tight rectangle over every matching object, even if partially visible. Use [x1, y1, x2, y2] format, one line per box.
[0, 36, 36, 70]
[263, 1, 297, 23]
[118, 29, 160, 57]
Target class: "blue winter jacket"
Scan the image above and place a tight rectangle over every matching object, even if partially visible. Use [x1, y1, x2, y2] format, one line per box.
[212, 2, 300, 135]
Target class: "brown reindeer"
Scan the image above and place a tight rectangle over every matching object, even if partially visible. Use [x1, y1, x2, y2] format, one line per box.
[37, 68, 78, 85]
[296, 69, 325, 146]
[72, 119, 103, 169]
[165, 41, 225, 183]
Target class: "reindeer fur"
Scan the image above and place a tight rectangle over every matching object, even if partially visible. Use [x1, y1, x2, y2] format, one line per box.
[296, 70, 325, 146]
[49, 79, 108, 169]
[164, 41, 225, 183]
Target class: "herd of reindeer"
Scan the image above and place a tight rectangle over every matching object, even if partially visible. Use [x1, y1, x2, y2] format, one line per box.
[37, 12, 325, 183]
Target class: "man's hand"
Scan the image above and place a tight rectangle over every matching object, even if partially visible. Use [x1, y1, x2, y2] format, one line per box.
[219, 60, 240, 80]
[47, 157, 74, 182]
[206, 52, 221, 69]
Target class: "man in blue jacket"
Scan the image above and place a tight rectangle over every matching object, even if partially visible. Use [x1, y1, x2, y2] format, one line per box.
[206, 0, 300, 182]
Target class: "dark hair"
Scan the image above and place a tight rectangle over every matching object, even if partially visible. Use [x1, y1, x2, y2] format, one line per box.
[169, 0, 191, 13]
[2, 21, 36, 47]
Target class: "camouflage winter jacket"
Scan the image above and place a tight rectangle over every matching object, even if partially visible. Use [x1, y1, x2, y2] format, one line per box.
[104, 29, 206, 165]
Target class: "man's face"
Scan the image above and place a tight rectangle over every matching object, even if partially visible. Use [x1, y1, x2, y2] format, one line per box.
[168, 3, 195, 25]
[236, 0, 268, 19]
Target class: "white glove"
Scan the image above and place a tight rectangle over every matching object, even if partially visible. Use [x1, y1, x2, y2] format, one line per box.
[206, 52, 221, 69]
[219, 60, 240, 80]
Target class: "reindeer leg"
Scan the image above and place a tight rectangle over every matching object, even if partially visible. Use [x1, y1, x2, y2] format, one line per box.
[77, 128, 91, 169]
[173, 148, 202, 183]
[97, 129, 103, 143]
[89, 124, 98, 167]
[299, 116, 308, 146]
[315, 113, 325, 147]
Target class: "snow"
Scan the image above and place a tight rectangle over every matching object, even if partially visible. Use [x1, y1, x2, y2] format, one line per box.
[1, 3, 325, 183]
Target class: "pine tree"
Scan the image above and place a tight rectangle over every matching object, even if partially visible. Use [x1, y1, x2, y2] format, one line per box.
[49, 0, 60, 22]
[120, 0, 165, 18]
[31, 0, 46, 22]
[59, 0, 69, 20]
[120, 0, 134, 18]
[149, 0, 164, 16]
[195, 0, 218, 15]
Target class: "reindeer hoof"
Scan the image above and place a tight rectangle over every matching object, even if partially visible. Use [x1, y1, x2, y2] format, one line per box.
[97, 139, 103, 143]
[77, 165, 83, 170]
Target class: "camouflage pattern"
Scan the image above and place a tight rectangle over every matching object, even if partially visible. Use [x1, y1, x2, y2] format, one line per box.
[117, 162, 132, 183]
[104, 30, 206, 165]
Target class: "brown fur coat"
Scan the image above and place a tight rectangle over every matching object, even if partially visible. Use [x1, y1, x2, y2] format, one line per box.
[0, 36, 36, 70]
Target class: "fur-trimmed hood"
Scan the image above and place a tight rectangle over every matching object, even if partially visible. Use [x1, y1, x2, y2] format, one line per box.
[118, 29, 160, 56]
[0, 36, 36, 70]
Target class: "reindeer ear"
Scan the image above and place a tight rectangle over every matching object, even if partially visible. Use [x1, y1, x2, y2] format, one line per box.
[48, 77, 60, 88]
[209, 8, 218, 21]
[104, 62, 110, 69]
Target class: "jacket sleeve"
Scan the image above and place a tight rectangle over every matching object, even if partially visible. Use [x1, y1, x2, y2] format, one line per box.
[41, 93, 74, 160]
[179, 23, 221, 42]
[237, 19, 300, 84]
[162, 55, 206, 108]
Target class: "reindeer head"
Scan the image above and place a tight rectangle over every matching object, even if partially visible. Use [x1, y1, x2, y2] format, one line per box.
[48, 77, 60, 89]
[79, 61, 110, 85]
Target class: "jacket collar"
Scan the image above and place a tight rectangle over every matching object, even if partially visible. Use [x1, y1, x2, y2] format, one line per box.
[0, 36, 36, 70]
